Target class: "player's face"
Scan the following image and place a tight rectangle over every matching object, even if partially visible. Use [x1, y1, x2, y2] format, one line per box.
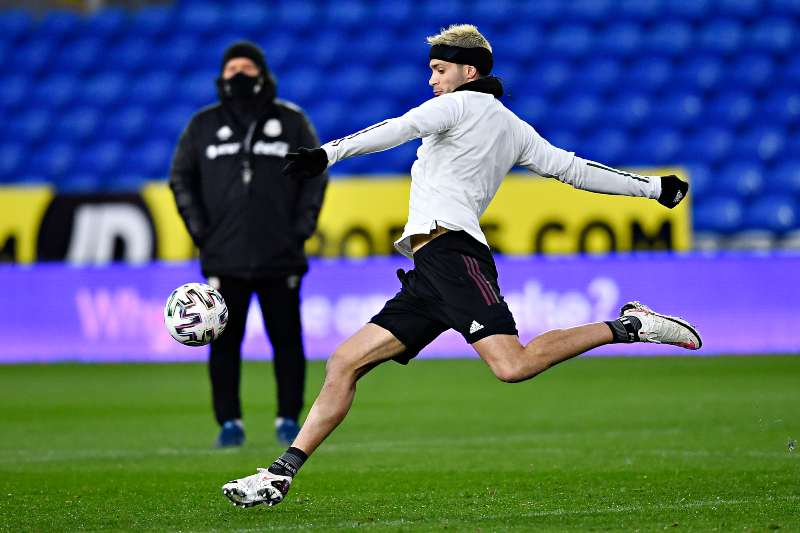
[428, 60, 470, 96]
[222, 58, 260, 79]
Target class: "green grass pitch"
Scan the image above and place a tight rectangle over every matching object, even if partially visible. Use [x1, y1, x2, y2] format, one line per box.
[1, 356, 798, 531]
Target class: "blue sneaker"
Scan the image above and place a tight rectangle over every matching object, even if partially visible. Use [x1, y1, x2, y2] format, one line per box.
[215, 420, 245, 448]
[275, 417, 300, 445]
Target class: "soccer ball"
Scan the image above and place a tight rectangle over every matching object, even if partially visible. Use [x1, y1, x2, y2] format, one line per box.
[164, 283, 228, 346]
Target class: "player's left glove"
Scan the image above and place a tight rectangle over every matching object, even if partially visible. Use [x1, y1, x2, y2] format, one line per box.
[283, 147, 328, 179]
[657, 175, 689, 209]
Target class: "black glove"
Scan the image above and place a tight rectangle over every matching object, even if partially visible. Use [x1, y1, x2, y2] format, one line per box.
[283, 147, 328, 179]
[657, 174, 689, 209]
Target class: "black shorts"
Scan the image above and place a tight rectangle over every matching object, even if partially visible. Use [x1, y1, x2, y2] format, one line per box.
[370, 231, 518, 364]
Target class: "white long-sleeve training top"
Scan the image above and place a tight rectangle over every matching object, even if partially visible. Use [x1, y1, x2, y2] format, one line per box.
[322, 89, 661, 259]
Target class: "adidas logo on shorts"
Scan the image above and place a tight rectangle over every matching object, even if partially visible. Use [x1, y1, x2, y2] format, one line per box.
[469, 320, 484, 334]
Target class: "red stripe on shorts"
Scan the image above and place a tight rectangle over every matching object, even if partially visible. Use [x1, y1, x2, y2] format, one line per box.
[462, 254, 494, 305]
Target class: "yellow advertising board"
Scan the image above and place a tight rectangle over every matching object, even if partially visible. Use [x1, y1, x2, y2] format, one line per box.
[0, 186, 53, 263]
[0, 169, 690, 262]
[308, 168, 691, 257]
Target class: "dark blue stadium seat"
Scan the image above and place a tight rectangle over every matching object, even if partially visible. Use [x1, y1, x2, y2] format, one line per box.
[467, 0, 516, 25]
[76, 141, 124, 176]
[496, 26, 542, 62]
[124, 140, 173, 179]
[693, 197, 744, 233]
[10, 109, 51, 145]
[685, 164, 712, 200]
[161, 35, 202, 74]
[533, 59, 572, 95]
[769, 0, 800, 15]
[178, 71, 217, 109]
[730, 54, 774, 89]
[0, 75, 28, 111]
[595, 22, 643, 58]
[645, 20, 692, 57]
[550, 93, 599, 131]
[57, 173, 103, 193]
[58, 38, 104, 74]
[546, 24, 592, 58]
[276, 0, 316, 31]
[564, 0, 613, 22]
[698, 19, 743, 55]
[745, 196, 798, 233]
[580, 129, 628, 166]
[514, 95, 548, 126]
[706, 91, 754, 127]
[772, 160, 800, 195]
[677, 55, 724, 92]
[130, 71, 175, 107]
[630, 128, 681, 166]
[664, 0, 713, 21]
[750, 17, 795, 53]
[82, 73, 127, 109]
[628, 57, 672, 93]
[0, 9, 33, 44]
[576, 58, 620, 95]
[716, 162, 765, 198]
[602, 92, 651, 129]
[56, 109, 100, 145]
[8, 39, 53, 75]
[178, 2, 224, 35]
[227, 1, 268, 33]
[732, 127, 786, 163]
[325, 0, 369, 28]
[36, 74, 78, 109]
[87, 7, 127, 40]
[106, 106, 150, 143]
[681, 127, 734, 164]
[131, 4, 174, 37]
[111, 38, 155, 73]
[0, 142, 26, 179]
[104, 173, 147, 193]
[36, 10, 81, 43]
[618, 0, 662, 22]
[154, 105, 196, 142]
[718, 0, 764, 20]
[764, 90, 800, 125]
[30, 142, 76, 178]
[650, 92, 703, 128]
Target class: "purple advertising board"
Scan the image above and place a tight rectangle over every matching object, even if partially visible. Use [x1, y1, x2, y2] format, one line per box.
[1, 253, 798, 363]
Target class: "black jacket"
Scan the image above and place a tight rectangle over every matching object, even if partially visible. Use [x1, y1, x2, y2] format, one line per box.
[170, 99, 328, 278]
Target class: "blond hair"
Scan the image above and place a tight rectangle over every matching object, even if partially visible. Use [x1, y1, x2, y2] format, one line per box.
[426, 24, 492, 53]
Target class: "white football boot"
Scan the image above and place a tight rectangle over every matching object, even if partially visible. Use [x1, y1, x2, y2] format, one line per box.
[222, 468, 292, 508]
[620, 301, 702, 350]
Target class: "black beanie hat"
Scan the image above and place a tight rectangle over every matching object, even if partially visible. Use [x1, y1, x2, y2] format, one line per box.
[221, 40, 269, 74]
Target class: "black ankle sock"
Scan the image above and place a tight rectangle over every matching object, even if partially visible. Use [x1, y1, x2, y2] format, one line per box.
[605, 316, 642, 343]
[268, 447, 308, 477]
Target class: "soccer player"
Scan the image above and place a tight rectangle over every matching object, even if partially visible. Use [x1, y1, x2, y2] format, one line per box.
[222, 24, 701, 507]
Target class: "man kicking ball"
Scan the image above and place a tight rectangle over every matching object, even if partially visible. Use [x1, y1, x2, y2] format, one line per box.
[222, 24, 701, 508]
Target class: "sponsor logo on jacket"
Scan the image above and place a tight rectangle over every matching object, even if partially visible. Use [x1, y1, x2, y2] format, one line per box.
[205, 141, 289, 160]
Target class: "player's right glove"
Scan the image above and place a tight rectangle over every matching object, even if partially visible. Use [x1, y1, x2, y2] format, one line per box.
[283, 147, 328, 179]
[657, 174, 689, 209]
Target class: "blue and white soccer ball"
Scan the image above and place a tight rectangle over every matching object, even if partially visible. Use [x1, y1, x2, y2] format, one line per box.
[164, 282, 228, 346]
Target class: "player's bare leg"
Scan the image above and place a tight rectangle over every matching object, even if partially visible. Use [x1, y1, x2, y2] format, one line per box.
[222, 323, 405, 507]
[473, 302, 701, 383]
[292, 323, 406, 455]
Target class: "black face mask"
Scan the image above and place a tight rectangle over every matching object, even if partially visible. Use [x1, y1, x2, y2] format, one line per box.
[218, 72, 263, 101]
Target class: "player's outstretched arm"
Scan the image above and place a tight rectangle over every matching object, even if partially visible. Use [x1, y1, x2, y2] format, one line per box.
[515, 120, 689, 209]
[283, 95, 463, 180]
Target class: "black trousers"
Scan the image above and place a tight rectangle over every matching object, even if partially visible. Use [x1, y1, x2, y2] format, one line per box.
[208, 275, 306, 426]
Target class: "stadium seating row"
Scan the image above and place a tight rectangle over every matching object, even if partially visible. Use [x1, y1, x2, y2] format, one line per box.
[0, 0, 799, 239]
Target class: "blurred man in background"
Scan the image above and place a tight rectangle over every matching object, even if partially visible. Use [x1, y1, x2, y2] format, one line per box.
[169, 41, 328, 447]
